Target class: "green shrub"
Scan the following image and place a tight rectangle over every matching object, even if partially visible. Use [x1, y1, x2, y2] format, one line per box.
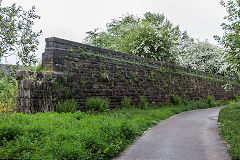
[56, 99, 78, 113]
[120, 96, 132, 108]
[172, 95, 182, 105]
[206, 96, 216, 107]
[232, 94, 240, 102]
[86, 97, 109, 112]
[0, 78, 17, 112]
[182, 98, 189, 106]
[138, 96, 148, 109]
[36, 64, 43, 71]
[188, 100, 208, 110]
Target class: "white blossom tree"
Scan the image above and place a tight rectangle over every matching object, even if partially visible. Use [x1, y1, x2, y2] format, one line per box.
[177, 40, 230, 75]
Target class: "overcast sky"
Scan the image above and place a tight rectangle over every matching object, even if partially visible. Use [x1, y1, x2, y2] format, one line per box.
[2, 0, 227, 64]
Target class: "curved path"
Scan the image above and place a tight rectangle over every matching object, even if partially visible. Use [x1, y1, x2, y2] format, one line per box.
[117, 107, 230, 160]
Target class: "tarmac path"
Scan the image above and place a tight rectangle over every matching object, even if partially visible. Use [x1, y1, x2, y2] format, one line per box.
[117, 107, 230, 160]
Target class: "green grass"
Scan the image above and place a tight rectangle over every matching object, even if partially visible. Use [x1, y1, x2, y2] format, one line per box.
[218, 102, 240, 160]
[23, 64, 43, 71]
[23, 64, 50, 72]
[0, 100, 225, 160]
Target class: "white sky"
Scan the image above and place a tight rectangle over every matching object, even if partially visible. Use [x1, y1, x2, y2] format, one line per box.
[2, 0, 227, 64]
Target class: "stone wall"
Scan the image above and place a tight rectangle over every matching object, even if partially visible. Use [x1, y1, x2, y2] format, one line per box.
[17, 37, 240, 113]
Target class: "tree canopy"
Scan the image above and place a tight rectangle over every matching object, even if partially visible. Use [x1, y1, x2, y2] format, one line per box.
[177, 40, 229, 75]
[214, 0, 240, 75]
[0, 0, 42, 66]
[85, 12, 193, 63]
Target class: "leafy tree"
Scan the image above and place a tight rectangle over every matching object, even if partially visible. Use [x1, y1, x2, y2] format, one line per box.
[214, 0, 240, 74]
[0, 0, 42, 66]
[84, 12, 193, 63]
[177, 40, 230, 75]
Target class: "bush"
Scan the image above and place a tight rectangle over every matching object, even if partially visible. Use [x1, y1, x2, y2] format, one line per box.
[0, 102, 13, 114]
[182, 98, 189, 106]
[188, 101, 208, 110]
[138, 96, 148, 109]
[56, 99, 78, 113]
[0, 78, 17, 111]
[172, 95, 182, 105]
[120, 96, 132, 108]
[86, 97, 109, 112]
[232, 94, 240, 102]
[206, 96, 216, 107]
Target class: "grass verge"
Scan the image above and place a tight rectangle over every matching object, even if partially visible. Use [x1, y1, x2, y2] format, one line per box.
[0, 100, 225, 160]
[218, 102, 240, 160]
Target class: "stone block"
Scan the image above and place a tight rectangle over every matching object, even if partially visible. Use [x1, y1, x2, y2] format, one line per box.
[22, 80, 30, 90]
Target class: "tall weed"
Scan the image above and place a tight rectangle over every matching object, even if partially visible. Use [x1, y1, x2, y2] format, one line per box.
[56, 99, 78, 113]
[120, 96, 132, 108]
[86, 97, 109, 112]
[232, 94, 240, 102]
[172, 95, 182, 105]
[138, 96, 148, 109]
[206, 96, 216, 107]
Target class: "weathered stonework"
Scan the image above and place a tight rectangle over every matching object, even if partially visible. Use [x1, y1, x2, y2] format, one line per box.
[17, 37, 240, 113]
